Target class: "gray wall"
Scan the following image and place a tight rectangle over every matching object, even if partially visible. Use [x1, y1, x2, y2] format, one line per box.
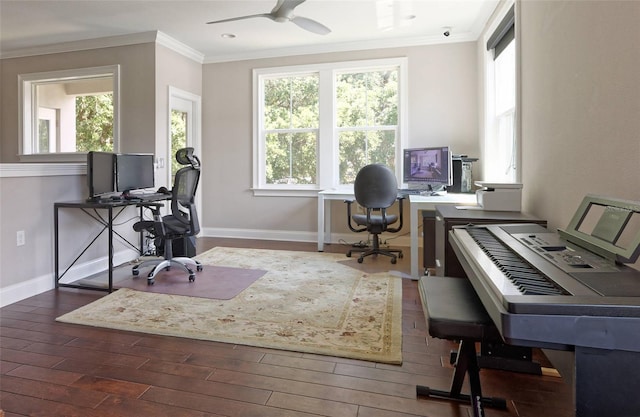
[200, 42, 480, 238]
[518, 0, 640, 231]
[0, 42, 202, 305]
[2, 0, 639, 304]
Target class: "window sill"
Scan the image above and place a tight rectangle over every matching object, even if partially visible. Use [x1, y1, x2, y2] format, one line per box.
[251, 188, 320, 198]
[0, 162, 85, 178]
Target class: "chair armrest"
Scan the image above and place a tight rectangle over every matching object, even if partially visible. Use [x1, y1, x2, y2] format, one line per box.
[137, 202, 164, 215]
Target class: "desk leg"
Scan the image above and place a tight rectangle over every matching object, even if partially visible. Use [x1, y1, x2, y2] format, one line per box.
[108, 207, 114, 293]
[411, 204, 419, 279]
[318, 194, 325, 251]
[54, 206, 59, 288]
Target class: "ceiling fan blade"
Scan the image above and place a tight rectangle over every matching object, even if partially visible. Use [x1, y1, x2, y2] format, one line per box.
[272, 0, 307, 15]
[206, 13, 272, 25]
[291, 16, 331, 35]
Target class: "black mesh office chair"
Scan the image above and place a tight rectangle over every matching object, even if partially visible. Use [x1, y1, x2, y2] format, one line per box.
[345, 164, 405, 264]
[132, 148, 203, 284]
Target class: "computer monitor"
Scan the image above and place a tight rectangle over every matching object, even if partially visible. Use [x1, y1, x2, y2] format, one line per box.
[402, 146, 453, 190]
[115, 153, 155, 193]
[87, 151, 115, 200]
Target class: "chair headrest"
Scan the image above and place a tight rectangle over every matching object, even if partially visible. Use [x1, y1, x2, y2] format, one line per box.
[176, 147, 200, 168]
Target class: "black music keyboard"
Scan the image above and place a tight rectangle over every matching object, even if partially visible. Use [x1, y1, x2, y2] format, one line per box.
[466, 227, 568, 296]
[448, 196, 640, 416]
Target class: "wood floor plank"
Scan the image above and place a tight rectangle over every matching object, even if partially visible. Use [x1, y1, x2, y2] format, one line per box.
[0, 374, 109, 409]
[0, 238, 574, 417]
[267, 391, 359, 417]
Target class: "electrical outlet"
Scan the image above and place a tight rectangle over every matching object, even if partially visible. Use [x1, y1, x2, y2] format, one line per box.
[16, 230, 25, 246]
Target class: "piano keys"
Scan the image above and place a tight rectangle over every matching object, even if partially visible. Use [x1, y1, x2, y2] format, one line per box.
[449, 195, 640, 417]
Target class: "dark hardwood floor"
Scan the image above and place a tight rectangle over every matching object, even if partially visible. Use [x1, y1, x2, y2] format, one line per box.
[1, 238, 573, 416]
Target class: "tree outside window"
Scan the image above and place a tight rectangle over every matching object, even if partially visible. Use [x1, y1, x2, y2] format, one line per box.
[254, 58, 406, 193]
[337, 69, 398, 184]
[263, 74, 319, 185]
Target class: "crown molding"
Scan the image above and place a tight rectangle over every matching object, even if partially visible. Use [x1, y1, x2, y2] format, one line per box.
[0, 30, 204, 63]
[203, 32, 477, 64]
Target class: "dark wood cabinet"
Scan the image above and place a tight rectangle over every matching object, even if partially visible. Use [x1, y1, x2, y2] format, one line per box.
[434, 205, 547, 278]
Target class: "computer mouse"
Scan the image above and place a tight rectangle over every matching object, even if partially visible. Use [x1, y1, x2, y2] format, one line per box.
[157, 186, 170, 194]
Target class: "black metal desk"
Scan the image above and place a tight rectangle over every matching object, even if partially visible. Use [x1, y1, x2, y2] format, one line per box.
[54, 196, 169, 293]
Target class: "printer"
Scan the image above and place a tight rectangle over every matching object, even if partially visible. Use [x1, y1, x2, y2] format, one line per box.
[475, 182, 522, 211]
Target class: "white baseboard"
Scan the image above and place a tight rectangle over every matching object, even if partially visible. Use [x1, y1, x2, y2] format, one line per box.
[201, 227, 413, 248]
[1, 230, 416, 308]
[0, 248, 139, 308]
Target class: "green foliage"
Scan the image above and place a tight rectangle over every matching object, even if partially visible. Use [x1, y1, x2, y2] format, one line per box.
[265, 74, 319, 184]
[262, 68, 399, 185]
[38, 119, 50, 153]
[336, 70, 398, 183]
[171, 110, 188, 178]
[76, 94, 114, 152]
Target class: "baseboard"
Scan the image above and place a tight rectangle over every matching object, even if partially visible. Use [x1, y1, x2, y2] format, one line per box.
[0, 247, 139, 308]
[201, 227, 412, 248]
[1, 230, 413, 308]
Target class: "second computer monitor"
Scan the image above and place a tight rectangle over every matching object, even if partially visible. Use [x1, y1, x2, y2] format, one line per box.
[402, 146, 452, 189]
[115, 153, 155, 193]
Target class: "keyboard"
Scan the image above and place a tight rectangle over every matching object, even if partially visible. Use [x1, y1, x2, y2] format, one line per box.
[398, 189, 443, 196]
[133, 192, 169, 201]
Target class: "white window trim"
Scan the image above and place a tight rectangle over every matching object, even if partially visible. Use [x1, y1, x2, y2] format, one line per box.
[483, 0, 520, 183]
[18, 64, 121, 163]
[252, 57, 408, 197]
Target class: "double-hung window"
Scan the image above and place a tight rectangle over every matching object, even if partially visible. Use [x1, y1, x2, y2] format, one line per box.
[253, 58, 407, 195]
[484, 4, 517, 182]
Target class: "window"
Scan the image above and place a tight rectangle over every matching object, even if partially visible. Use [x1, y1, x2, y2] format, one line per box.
[484, 4, 517, 183]
[253, 58, 407, 195]
[19, 65, 120, 161]
[337, 69, 398, 184]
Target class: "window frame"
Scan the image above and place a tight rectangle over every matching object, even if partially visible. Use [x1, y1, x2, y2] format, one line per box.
[252, 57, 408, 197]
[483, 1, 519, 183]
[18, 65, 121, 163]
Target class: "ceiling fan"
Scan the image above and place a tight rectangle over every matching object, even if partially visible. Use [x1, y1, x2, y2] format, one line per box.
[206, 0, 331, 35]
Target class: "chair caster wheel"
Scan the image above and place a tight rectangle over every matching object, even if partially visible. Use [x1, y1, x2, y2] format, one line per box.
[132, 269, 139, 276]
[189, 274, 196, 282]
[346, 252, 352, 258]
[357, 257, 364, 263]
[391, 257, 397, 264]
[398, 253, 404, 259]
[147, 278, 155, 285]
[196, 264, 203, 272]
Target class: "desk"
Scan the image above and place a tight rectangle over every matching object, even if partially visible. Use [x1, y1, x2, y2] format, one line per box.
[317, 188, 476, 279]
[54, 196, 168, 293]
[408, 194, 476, 278]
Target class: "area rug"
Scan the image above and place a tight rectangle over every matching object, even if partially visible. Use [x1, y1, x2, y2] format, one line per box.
[57, 247, 403, 364]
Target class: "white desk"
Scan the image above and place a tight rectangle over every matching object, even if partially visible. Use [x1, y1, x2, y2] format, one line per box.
[317, 188, 477, 278]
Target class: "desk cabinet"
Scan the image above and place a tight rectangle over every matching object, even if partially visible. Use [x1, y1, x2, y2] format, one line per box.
[435, 205, 547, 278]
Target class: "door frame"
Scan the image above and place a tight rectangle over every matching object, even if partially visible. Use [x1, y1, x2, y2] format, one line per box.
[168, 86, 202, 229]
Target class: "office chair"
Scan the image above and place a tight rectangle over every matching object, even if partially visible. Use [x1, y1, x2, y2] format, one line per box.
[132, 148, 203, 284]
[345, 163, 405, 264]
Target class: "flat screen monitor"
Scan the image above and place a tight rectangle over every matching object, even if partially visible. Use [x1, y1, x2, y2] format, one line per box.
[115, 153, 155, 193]
[402, 146, 452, 189]
[87, 151, 115, 200]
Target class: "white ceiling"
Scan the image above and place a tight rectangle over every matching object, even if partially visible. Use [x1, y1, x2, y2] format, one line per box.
[0, 0, 498, 62]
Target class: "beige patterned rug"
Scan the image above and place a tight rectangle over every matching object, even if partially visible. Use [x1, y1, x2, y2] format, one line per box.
[57, 247, 403, 364]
